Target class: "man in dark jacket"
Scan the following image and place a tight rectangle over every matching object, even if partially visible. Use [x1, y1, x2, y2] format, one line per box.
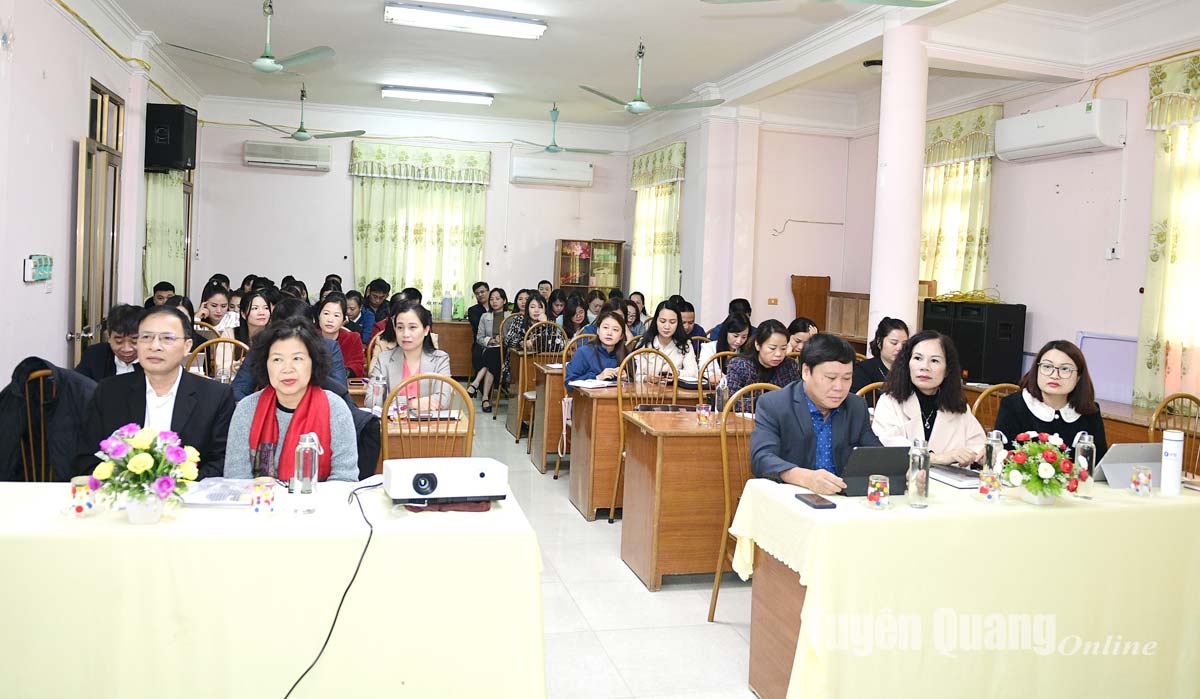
[75, 306, 235, 480]
[0, 357, 97, 482]
[74, 304, 145, 381]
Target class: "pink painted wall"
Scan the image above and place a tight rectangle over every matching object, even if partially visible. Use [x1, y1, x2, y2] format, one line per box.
[191, 125, 633, 301]
[843, 133, 879, 294]
[0, 0, 139, 375]
[752, 129, 850, 324]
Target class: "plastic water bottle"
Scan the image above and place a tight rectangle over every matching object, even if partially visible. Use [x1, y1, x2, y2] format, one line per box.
[452, 288, 466, 319]
[907, 437, 930, 508]
[440, 294, 453, 321]
[291, 433, 321, 514]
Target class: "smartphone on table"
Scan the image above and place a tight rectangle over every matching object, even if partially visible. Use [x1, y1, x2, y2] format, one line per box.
[795, 493, 836, 509]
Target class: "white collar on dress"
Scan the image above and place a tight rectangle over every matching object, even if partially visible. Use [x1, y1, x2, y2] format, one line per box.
[1022, 389, 1080, 423]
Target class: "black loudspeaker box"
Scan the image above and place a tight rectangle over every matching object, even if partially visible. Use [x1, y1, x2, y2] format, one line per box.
[922, 300, 1027, 385]
[145, 103, 197, 171]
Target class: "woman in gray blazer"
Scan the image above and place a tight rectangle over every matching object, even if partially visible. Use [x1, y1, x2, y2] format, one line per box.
[366, 300, 452, 411]
[468, 287, 510, 412]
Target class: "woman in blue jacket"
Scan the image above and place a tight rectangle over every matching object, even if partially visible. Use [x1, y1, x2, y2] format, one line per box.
[565, 311, 628, 393]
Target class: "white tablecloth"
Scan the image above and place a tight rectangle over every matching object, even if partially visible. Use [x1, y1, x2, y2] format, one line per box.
[0, 481, 545, 698]
[730, 479, 1200, 699]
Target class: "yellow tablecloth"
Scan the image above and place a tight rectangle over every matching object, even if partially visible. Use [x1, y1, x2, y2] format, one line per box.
[0, 481, 545, 698]
[730, 479, 1200, 699]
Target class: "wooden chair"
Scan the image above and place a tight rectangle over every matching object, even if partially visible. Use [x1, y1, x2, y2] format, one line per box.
[491, 314, 523, 420]
[607, 348, 679, 524]
[787, 351, 802, 371]
[20, 370, 56, 482]
[708, 382, 778, 622]
[856, 381, 885, 411]
[970, 383, 1021, 432]
[379, 373, 475, 462]
[553, 334, 597, 480]
[193, 320, 219, 338]
[855, 352, 867, 362]
[365, 334, 382, 374]
[697, 351, 738, 403]
[184, 338, 249, 380]
[626, 336, 642, 353]
[516, 321, 568, 451]
[1148, 393, 1200, 479]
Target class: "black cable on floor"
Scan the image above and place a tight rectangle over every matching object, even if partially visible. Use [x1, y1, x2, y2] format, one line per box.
[284, 481, 382, 698]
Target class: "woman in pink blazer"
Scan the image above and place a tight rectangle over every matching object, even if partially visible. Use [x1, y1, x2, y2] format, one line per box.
[871, 330, 985, 466]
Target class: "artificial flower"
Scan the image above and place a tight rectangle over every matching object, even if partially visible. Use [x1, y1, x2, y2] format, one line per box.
[1016, 432, 1030, 442]
[158, 431, 181, 446]
[184, 446, 200, 464]
[1013, 452, 1028, 464]
[152, 475, 176, 500]
[87, 475, 101, 491]
[1008, 470, 1024, 486]
[92, 461, 113, 481]
[1048, 434, 1064, 447]
[129, 428, 157, 450]
[164, 445, 188, 465]
[180, 461, 198, 481]
[1059, 461, 1073, 474]
[127, 452, 154, 475]
[1037, 463, 1055, 479]
[1037, 432, 1050, 442]
[117, 423, 140, 438]
[101, 438, 131, 459]
[1044, 451, 1058, 464]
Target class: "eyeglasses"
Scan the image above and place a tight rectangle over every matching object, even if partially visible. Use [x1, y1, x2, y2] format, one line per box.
[1037, 362, 1078, 378]
[137, 332, 183, 346]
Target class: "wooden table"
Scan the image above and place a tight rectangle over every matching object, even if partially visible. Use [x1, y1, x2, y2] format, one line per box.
[432, 321, 475, 378]
[620, 411, 751, 590]
[749, 545, 806, 699]
[376, 417, 471, 473]
[505, 348, 529, 439]
[530, 363, 567, 474]
[567, 384, 699, 521]
[964, 386, 1155, 444]
[348, 382, 366, 407]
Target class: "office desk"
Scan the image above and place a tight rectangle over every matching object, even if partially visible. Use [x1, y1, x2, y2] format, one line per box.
[530, 363, 567, 474]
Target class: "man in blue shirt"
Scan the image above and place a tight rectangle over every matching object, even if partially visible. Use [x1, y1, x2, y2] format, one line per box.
[751, 334, 880, 494]
[707, 298, 755, 341]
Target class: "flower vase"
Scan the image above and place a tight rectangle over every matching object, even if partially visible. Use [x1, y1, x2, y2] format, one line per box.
[1019, 488, 1057, 506]
[126, 497, 165, 524]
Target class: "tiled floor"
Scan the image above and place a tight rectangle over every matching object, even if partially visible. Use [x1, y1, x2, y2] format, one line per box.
[473, 407, 756, 699]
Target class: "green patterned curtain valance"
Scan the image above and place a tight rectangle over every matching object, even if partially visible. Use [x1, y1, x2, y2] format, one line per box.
[1148, 55, 1200, 131]
[925, 105, 1003, 167]
[349, 141, 491, 184]
[631, 141, 686, 189]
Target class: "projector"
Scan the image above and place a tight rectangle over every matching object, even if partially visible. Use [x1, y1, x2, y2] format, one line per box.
[383, 457, 508, 505]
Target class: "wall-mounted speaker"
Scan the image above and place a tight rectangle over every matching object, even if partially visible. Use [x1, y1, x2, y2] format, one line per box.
[145, 103, 197, 172]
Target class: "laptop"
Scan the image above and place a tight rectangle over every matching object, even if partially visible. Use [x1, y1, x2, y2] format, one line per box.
[1094, 443, 1162, 487]
[840, 447, 910, 497]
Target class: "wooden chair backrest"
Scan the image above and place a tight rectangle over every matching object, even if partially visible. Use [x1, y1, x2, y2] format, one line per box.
[20, 370, 57, 482]
[193, 320, 219, 336]
[616, 348, 680, 459]
[855, 352, 867, 362]
[497, 314, 523, 377]
[856, 381, 885, 410]
[522, 321, 567, 391]
[698, 351, 738, 402]
[1149, 393, 1200, 479]
[563, 333, 596, 364]
[184, 338, 249, 378]
[719, 383, 778, 535]
[626, 336, 641, 353]
[971, 383, 1021, 432]
[379, 374, 475, 460]
[365, 334, 382, 373]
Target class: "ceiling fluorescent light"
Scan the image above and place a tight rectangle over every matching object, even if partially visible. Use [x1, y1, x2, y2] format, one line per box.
[382, 85, 495, 106]
[383, 3, 548, 40]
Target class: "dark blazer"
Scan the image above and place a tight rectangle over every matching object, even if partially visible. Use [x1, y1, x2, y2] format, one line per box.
[75, 370, 236, 480]
[851, 355, 888, 394]
[74, 343, 143, 382]
[750, 380, 881, 480]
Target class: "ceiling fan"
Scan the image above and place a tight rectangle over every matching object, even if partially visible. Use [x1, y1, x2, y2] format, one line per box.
[166, 0, 334, 75]
[250, 85, 366, 141]
[513, 104, 614, 155]
[701, 0, 949, 5]
[579, 42, 725, 116]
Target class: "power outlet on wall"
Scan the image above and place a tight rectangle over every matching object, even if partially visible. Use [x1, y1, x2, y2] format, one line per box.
[767, 298, 778, 305]
[1105, 243, 1121, 260]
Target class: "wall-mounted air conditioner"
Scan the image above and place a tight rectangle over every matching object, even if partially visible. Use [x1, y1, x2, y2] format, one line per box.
[243, 140, 332, 171]
[510, 156, 593, 188]
[995, 99, 1126, 163]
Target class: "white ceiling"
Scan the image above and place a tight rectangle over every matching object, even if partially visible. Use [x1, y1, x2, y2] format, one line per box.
[1004, 0, 1137, 18]
[118, 0, 864, 125]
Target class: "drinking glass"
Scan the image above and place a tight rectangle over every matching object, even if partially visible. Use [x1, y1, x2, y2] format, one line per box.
[979, 470, 1002, 503]
[695, 403, 713, 427]
[251, 477, 276, 515]
[69, 476, 96, 517]
[867, 475, 890, 509]
[1130, 466, 1153, 496]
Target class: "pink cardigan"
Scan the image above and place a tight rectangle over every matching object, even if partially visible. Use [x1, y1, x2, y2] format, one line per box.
[871, 393, 986, 454]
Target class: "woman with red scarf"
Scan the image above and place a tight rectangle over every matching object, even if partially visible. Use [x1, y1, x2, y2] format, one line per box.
[224, 317, 359, 481]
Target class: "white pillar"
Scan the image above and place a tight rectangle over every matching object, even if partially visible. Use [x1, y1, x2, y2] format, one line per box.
[117, 31, 157, 303]
[867, 21, 928, 341]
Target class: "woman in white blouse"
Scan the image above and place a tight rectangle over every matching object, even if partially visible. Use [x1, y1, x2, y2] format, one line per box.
[633, 301, 699, 381]
[871, 330, 985, 466]
[697, 313, 751, 384]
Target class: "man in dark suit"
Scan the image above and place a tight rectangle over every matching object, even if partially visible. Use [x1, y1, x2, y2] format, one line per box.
[74, 304, 145, 381]
[75, 306, 236, 480]
[751, 333, 881, 494]
[467, 281, 490, 374]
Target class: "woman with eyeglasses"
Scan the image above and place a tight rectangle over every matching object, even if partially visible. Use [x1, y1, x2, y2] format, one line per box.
[724, 319, 799, 395]
[994, 340, 1108, 458]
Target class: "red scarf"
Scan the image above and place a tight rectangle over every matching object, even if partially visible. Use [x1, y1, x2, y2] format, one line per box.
[249, 384, 332, 481]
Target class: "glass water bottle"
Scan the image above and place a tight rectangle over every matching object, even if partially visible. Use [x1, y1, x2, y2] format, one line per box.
[1075, 432, 1096, 497]
[907, 437, 931, 508]
[291, 433, 321, 514]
